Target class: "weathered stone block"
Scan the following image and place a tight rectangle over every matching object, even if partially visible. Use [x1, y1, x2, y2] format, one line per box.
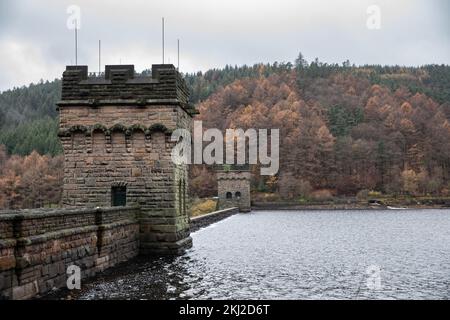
[12, 280, 39, 300]
[0, 256, 15, 271]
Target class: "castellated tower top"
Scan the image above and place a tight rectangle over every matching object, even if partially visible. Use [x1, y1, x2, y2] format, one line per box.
[58, 64, 197, 116]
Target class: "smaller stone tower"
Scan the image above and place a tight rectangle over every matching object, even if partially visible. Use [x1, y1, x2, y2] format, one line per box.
[217, 165, 251, 212]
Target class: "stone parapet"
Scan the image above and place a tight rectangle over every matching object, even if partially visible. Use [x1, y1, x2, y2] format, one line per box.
[0, 207, 139, 300]
[190, 208, 239, 232]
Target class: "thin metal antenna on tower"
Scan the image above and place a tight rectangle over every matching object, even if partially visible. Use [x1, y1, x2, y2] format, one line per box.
[177, 39, 180, 71]
[75, 20, 78, 66]
[162, 17, 165, 64]
[98, 40, 101, 74]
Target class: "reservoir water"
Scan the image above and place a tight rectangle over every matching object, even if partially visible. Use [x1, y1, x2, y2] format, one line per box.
[74, 209, 450, 300]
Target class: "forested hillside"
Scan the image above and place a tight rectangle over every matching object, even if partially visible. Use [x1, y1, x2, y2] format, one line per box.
[1, 54, 450, 208]
[0, 80, 61, 155]
[195, 59, 450, 199]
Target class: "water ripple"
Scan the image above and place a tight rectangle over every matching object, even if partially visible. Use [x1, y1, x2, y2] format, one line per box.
[76, 209, 450, 300]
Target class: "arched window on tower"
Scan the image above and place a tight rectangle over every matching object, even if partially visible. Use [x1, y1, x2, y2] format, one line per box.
[226, 192, 232, 199]
[235, 191, 241, 200]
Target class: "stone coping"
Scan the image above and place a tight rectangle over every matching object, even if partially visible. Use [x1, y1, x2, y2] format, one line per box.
[190, 207, 239, 222]
[0, 206, 138, 220]
[190, 207, 239, 233]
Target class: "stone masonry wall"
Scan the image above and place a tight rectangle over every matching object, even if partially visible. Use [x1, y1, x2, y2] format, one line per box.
[0, 207, 139, 300]
[190, 208, 239, 232]
[58, 105, 189, 209]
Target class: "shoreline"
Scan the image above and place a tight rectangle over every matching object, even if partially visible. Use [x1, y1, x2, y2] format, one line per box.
[251, 203, 450, 211]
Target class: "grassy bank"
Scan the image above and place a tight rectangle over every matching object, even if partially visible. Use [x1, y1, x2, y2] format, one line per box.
[189, 198, 218, 217]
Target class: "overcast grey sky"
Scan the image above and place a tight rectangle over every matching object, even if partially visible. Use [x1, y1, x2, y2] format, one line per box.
[0, 0, 448, 91]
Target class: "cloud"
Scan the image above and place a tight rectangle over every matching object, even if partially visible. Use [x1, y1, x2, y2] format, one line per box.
[0, 0, 17, 32]
[0, 0, 449, 91]
[0, 39, 63, 91]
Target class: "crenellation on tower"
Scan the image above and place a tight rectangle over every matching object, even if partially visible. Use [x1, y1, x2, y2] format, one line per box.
[59, 64, 196, 115]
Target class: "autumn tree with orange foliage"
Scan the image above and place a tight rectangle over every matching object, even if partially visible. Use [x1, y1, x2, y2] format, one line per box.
[192, 60, 450, 199]
[0, 147, 62, 209]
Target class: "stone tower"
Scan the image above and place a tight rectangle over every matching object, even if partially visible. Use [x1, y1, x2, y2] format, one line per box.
[57, 64, 196, 254]
[217, 165, 251, 212]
